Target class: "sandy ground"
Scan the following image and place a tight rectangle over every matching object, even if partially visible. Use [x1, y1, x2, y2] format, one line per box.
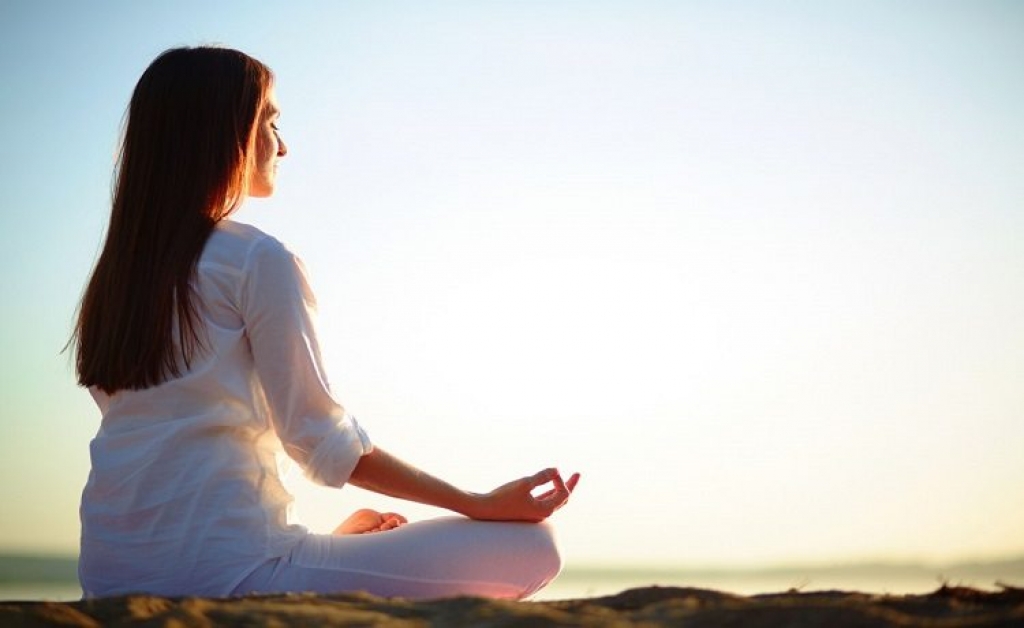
[1, 585, 1022, 627]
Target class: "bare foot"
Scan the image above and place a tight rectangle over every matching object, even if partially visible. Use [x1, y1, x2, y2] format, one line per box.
[332, 508, 408, 535]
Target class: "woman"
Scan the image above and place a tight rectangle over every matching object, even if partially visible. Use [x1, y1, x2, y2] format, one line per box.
[72, 46, 579, 600]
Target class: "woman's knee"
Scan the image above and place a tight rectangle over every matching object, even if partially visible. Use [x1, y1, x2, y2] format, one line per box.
[526, 521, 563, 578]
[498, 521, 562, 598]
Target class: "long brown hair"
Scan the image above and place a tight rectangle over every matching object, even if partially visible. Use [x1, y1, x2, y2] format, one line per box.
[72, 46, 273, 393]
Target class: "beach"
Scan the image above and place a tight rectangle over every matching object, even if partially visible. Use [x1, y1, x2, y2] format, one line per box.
[2, 584, 1022, 627]
[4, 555, 1023, 625]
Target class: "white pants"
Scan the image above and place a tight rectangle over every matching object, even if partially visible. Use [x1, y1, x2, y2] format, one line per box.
[233, 517, 563, 600]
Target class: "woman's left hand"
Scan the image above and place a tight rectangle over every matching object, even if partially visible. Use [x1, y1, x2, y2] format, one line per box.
[466, 469, 581, 523]
[347, 448, 579, 524]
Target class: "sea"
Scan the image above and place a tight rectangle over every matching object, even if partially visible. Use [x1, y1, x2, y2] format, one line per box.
[2, 554, 1022, 602]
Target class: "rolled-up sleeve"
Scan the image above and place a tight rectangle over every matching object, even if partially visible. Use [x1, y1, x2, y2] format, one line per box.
[240, 236, 372, 487]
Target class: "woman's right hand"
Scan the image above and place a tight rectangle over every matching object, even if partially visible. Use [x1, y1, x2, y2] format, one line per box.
[466, 469, 580, 523]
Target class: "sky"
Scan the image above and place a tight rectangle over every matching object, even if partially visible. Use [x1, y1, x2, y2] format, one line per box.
[0, 0, 1022, 569]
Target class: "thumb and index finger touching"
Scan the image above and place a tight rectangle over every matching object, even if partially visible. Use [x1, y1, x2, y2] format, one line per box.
[528, 467, 581, 512]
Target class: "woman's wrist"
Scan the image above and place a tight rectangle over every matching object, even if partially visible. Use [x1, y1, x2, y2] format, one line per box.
[450, 489, 487, 520]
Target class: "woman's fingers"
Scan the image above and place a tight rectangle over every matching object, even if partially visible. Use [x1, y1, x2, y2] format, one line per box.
[381, 512, 408, 525]
[527, 468, 558, 488]
[377, 512, 407, 532]
[532, 470, 579, 514]
[533, 471, 581, 502]
[546, 471, 581, 512]
[555, 472, 580, 507]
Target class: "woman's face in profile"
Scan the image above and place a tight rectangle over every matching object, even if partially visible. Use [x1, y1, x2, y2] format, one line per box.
[249, 88, 287, 198]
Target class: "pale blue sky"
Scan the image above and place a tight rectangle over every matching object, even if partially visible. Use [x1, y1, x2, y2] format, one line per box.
[1, 0, 1022, 568]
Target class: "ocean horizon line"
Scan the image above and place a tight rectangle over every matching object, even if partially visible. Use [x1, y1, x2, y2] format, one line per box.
[2, 551, 1022, 586]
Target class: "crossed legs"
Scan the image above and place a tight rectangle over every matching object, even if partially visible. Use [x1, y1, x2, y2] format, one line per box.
[234, 516, 563, 600]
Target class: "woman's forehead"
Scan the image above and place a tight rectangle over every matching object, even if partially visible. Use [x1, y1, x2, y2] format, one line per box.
[264, 89, 280, 116]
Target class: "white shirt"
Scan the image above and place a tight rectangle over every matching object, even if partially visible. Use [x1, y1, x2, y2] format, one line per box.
[78, 220, 372, 597]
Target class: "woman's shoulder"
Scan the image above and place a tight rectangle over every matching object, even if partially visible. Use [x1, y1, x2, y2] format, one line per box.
[205, 219, 292, 271]
[212, 218, 279, 248]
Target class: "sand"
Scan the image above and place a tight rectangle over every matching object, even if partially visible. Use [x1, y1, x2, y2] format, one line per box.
[1, 585, 1022, 627]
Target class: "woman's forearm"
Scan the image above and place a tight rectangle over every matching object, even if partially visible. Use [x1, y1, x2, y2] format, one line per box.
[347, 447, 480, 517]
